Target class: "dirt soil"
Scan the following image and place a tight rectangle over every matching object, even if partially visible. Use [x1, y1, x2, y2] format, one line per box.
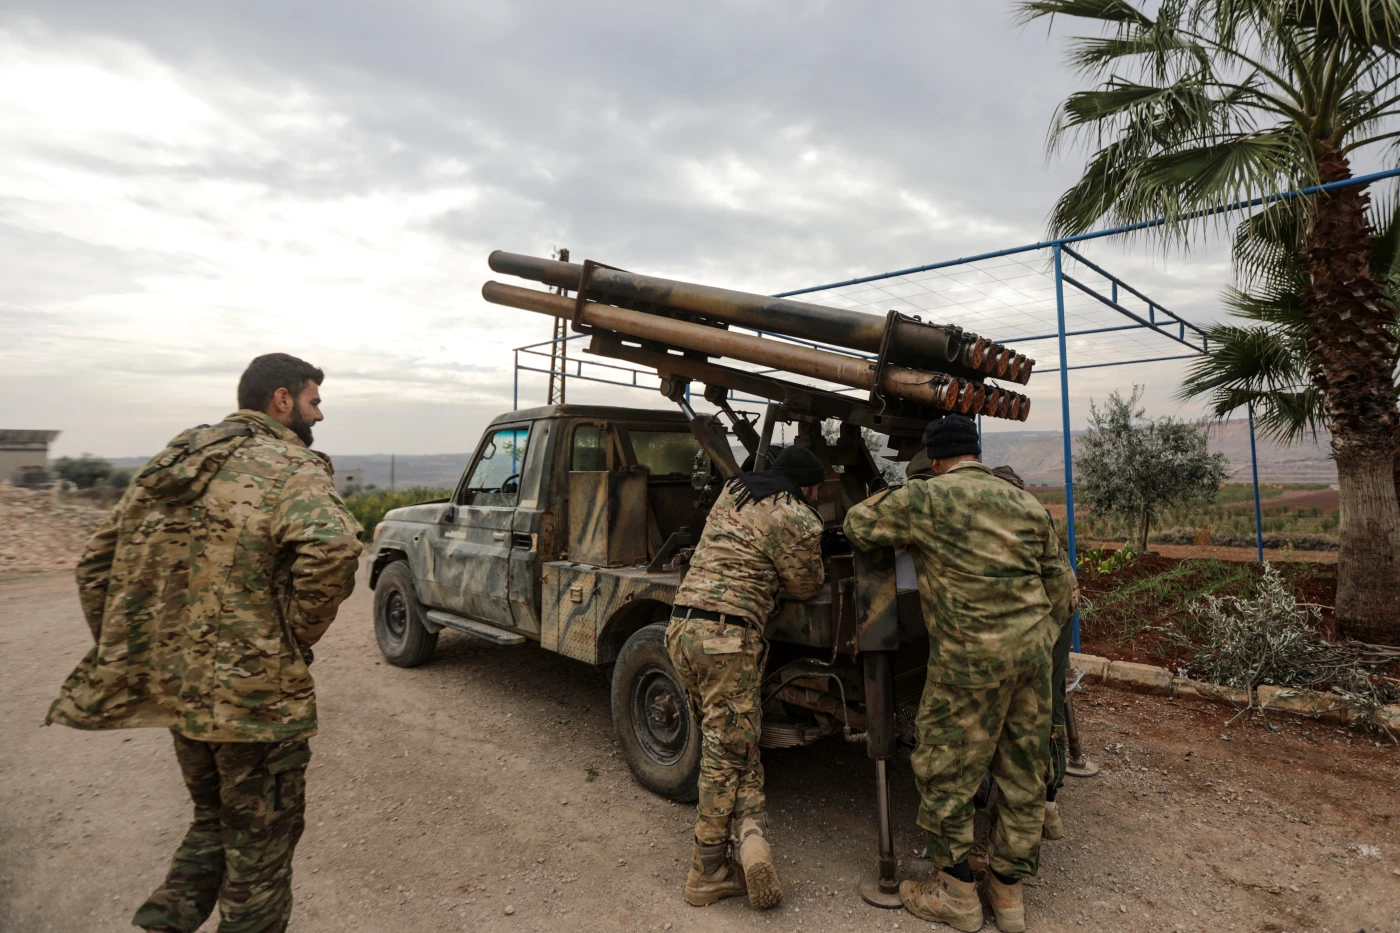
[2, 569, 1396, 933]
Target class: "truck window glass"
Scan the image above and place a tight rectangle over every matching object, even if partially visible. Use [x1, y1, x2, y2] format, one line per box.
[630, 431, 703, 478]
[572, 426, 607, 472]
[464, 426, 530, 507]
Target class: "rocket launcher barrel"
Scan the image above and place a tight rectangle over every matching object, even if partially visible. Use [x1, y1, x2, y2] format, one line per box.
[482, 281, 1030, 420]
[488, 250, 1034, 385]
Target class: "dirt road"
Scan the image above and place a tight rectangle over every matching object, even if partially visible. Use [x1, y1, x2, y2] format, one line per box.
[2, 568, 1396, 933]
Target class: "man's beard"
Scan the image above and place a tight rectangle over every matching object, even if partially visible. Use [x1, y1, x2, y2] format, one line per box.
[287, 407, 315, 446]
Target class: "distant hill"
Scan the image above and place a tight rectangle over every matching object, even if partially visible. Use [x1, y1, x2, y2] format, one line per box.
[981, 421, 1336, 485]
[106, 420, 1336, 490]
[108, 452, 472, 490]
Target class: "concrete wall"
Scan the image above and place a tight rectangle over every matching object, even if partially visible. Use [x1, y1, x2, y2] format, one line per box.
[0, 449, 49, 485]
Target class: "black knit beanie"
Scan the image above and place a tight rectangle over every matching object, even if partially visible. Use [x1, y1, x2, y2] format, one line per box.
[923, 414, 980, 460]
[772, 445, 825, 487]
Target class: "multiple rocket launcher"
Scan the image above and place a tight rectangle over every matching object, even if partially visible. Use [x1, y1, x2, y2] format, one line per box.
[482, 250, 1034, 422]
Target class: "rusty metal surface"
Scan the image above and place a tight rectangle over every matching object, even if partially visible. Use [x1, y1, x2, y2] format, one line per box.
[541, 561, 683, 664]
[567, 470, 649, 568]
[483, 281, 1032, 419]
[853, 547, 901, 653]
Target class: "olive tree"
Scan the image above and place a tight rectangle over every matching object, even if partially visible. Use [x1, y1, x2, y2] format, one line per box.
[1076, 387, 1230, 551]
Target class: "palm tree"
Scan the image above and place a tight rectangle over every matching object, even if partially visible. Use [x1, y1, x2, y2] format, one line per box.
[1018, 0, 1400, 642]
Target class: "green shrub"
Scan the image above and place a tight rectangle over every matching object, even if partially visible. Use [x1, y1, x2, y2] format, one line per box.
[344, 487, 451, 540]
[1159, 564, 1398, 729]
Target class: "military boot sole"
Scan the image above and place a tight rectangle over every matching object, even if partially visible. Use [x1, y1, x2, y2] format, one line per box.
[898, 880, 984, 932]
[684, 879, 747, 907]
[988, 905, 1027, 933]
[744, 860, 782, 910]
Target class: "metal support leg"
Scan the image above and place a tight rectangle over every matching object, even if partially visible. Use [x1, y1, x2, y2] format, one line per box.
[859, 758, 902, 908]
[1064, 692, 1100, 778]
[859, 651, 902, 908]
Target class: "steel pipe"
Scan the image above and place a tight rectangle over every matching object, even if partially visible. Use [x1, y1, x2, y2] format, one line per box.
[482, 281, 1008, 414]
[489, 249, 966, 367]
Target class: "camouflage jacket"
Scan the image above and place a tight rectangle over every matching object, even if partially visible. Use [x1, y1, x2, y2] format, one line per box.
[673, 481, 826, 627]
[47, 410, 363, 742]
[843, 460, 1076, 685]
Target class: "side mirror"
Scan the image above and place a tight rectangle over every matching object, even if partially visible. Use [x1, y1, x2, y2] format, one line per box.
[440, 504, 456, 523]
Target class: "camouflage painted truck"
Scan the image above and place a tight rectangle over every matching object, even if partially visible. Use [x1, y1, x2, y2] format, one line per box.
[365, 250, 1036, 906]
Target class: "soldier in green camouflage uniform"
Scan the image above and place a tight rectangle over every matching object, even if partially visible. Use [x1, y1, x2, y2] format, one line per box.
[667, 445, 826, 910]
[47, 353, 363, 933]
[845, 415, 1075, 933]
[984, 464, 1080, 842]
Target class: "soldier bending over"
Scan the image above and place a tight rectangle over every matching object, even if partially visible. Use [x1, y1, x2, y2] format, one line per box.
[844, 414, 1075, 933]
[47, 353, 363, 933]
[667, 445, 826, 909]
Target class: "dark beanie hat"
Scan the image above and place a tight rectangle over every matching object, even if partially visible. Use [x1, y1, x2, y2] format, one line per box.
[923, 414, 980, 460]
[772, 445, 825, 487]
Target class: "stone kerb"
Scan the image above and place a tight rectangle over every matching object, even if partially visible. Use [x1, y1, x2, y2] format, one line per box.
[1070, 651, 1394, 727]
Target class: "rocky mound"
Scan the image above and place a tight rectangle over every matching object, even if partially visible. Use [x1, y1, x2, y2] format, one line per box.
[0, 483, 107, 574]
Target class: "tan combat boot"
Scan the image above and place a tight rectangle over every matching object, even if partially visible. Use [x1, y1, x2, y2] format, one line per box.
[978, 872, 1026, 933]
[1042, 800, 1064, 840]
[735, 816, 782, 909]
[684, 841, 747, 906]
[898, 870, 983, 932]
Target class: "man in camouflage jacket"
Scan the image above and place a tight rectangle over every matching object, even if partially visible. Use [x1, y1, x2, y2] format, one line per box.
[844, 414, 1076, 933]
[48, 353, 363, 933]
[667, 444, 826, 910]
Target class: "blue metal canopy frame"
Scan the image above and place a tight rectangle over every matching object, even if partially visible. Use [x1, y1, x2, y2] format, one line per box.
[511, 167, 1400, 651]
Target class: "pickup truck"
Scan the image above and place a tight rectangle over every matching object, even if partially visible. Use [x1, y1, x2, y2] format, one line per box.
[366, 402, 930, 801]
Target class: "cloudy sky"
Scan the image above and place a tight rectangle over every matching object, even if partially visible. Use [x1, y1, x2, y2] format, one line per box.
[0, 2, 1277, 458]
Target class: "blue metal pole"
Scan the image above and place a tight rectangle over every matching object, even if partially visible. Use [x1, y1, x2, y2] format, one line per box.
[1248, 402, 1264, 563]
[1053, 245, 1081, 652]
[776, 167, 1400, 299]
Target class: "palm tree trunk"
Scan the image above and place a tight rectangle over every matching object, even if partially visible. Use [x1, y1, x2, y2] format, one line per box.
[1299, 150, 1400, 643]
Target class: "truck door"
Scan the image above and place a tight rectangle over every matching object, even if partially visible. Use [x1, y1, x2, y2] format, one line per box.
[436, 423, 532, 627]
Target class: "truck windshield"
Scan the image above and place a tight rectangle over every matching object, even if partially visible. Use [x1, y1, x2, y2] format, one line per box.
[631, 431, 703, 478]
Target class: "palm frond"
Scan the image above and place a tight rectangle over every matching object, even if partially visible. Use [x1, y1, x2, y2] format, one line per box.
[1015, 0, 1154, 30]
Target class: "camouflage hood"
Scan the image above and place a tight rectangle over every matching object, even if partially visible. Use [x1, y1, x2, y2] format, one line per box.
[135, 411, 302, 504]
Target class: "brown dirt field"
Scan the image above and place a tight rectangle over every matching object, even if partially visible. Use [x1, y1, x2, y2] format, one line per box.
[3, 569, 1396, 933]
[1082, 539, 1339, 564]
[1267, 488, 1340, 511]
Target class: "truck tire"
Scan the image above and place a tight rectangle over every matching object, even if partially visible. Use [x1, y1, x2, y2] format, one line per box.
[373, 561, 439, 668]
[611, 622, 701, 802]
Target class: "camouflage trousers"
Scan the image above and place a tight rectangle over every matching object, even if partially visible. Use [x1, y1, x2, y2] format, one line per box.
[666, 613, 768, 846]
[132, 731, 310, 933]
[913, 662, 1051, 881]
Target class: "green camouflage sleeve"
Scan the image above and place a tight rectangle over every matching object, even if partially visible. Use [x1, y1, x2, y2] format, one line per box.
[1039, 522, 1078, 628]
[842, 484, 916, 551]
[75, 502, 124, 641]
[272, 464, 364, 649]
[770, 507, 825, 600]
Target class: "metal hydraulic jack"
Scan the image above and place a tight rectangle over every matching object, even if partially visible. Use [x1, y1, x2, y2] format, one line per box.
[858, 651, 903, 908]
[1064, 668, 1101, 778]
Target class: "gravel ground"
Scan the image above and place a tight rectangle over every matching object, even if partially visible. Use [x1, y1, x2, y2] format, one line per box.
[1, 566, 1396, 933]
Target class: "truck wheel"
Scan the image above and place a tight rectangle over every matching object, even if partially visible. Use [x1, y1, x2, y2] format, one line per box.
[611, 622, 700, 802]
[373, 561, 439, 668]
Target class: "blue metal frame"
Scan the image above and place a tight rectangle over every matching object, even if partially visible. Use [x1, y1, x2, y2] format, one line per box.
[510, 168, 1400, 582]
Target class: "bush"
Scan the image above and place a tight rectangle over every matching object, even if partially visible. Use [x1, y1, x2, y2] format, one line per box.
[52, 455, 116, 489]
[1160, 564, 1398, 728]
[344, 487, 451, 540]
